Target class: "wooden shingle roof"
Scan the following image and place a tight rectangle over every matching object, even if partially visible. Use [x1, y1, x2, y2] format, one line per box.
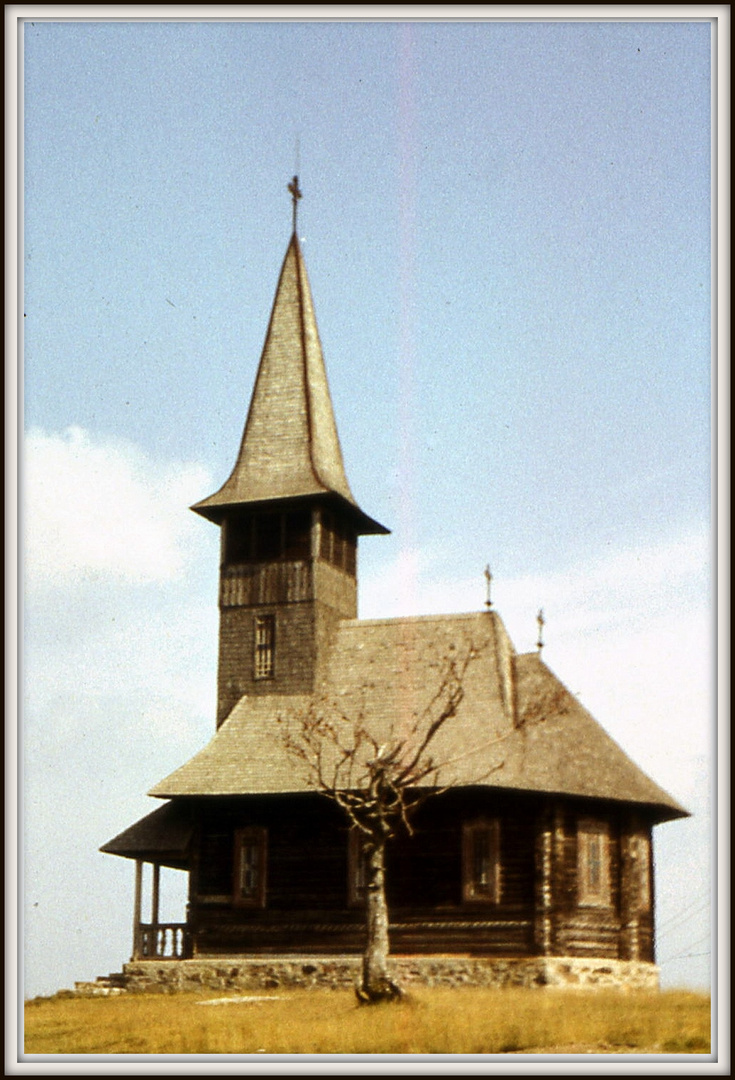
[504, 651, 686, 817]
[100, 801, 194, 867]
[192, 233, 387, 535]
[149, 610, 686, 823]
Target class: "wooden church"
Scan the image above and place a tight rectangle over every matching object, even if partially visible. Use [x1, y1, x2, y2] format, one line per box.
[102, 184, 687, 991]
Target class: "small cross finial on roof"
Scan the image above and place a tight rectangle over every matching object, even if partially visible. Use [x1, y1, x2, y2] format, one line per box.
[484, 565, 493, 609]
[288, 175, 302, 232]
[536, 608, 545, 653]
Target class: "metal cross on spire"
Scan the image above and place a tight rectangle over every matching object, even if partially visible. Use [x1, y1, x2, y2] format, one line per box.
[484, 565, 493, 609]
[536, 608, 545, 654]
[287, 175, 302, 233]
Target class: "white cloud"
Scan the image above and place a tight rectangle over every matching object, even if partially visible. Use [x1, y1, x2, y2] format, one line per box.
[22, 429, 221, 997]
[24, 426, 212, 587]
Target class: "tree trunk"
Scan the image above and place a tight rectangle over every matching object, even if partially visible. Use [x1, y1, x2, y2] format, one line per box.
[357, 837, 402, 1004]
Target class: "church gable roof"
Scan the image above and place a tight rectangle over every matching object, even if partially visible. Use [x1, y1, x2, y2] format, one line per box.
[192, 234, 386, 534]
[148, 611, 686, 822]
[501, 652, 686, 818]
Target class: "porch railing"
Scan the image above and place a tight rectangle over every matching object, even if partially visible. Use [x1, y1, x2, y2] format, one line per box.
[135, 923, 189, 959]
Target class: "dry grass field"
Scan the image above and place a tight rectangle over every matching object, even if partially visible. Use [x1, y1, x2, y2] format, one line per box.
[24, 986, 710, 1056]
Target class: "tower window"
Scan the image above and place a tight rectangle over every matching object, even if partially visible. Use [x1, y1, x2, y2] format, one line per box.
[224, 513, 254, 564]
[233, 828, 267, 907]
[254, 614, 275, 679]
[224, 510, 313, 565]
[462, 820, 501, 904]
[254, 513, 281, 561]
[319, 512, 333, 562]
[319, 511, 357, 575]
[344, 534, 357, 576]
[283, 510, 312, 560]
[577, 818, 611, 907]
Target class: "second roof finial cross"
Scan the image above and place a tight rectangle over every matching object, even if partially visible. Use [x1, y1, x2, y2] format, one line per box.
[537, 609, 545, 654]
[484, 565, 493, 609]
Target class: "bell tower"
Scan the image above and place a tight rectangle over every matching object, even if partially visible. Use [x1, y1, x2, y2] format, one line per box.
[192, 182, 388, 725]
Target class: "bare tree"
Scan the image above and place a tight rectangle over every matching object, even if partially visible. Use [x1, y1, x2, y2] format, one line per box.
[276, 643, 506, 1004]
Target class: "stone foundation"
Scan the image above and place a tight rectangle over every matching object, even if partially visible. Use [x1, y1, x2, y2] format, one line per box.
[122, 955, 659, 993]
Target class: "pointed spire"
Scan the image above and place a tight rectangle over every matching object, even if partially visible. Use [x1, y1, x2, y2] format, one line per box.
[193, 225, 387, 535]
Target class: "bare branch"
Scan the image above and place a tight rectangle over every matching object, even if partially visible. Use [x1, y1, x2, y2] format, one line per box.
[273, 640, 515, 848]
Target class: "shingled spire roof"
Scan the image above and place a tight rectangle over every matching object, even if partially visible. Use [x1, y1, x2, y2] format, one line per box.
[192, 230, 387, 535]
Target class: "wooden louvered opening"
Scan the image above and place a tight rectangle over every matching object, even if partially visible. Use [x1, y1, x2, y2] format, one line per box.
[319, 510, 356, 576]
[224, 510, 313, 566]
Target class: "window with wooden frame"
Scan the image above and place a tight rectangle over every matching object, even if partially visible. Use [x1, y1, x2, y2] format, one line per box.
[347, 828, 369, 906]
[631, 832, 651, 912]
[254, 614, 275, 679]
[233, 827, 267, 907]
[462, 820, 501, 904]
[577, 818, 611, 907]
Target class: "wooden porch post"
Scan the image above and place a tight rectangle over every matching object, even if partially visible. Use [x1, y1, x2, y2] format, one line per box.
[132, 859, 143, 960]
[151, 862, 161, 957]
[151, 862, 160, 926]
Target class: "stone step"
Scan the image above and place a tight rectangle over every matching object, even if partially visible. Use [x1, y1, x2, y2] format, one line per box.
[73, 972, 128, 996]
[74, 980, 124, 997]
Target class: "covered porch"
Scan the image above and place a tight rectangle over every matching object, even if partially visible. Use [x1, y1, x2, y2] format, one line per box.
[100, 801, 193, 960]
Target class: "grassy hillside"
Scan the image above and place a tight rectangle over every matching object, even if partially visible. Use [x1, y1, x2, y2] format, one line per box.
[24, 987, 710, 1055]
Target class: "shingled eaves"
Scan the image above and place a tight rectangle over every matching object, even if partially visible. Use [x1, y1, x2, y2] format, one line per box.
[148, 610, 687, 824]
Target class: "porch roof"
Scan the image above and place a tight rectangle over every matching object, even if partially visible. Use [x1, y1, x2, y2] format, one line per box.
[100, 800, 194, 868]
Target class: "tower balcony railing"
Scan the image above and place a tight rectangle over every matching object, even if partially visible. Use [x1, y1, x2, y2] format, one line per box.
[220, 560, 313, 608]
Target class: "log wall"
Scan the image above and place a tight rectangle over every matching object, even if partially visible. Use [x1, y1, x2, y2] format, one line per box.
[184, 792, 655, 961]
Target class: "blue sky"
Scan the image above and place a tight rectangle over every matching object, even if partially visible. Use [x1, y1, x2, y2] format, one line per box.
[20, 13, 716, 1003]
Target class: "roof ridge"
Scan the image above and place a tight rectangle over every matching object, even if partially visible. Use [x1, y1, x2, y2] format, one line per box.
[292, 233, 320, 493]
[341, 610, 495, 629]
